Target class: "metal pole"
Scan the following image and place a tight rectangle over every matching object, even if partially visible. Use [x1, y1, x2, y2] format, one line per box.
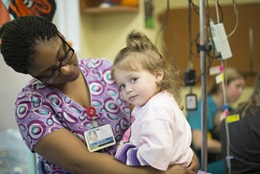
[199, 0, 208, 171]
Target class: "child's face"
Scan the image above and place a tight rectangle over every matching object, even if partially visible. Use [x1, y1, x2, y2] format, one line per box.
[114, 69, 162, 106]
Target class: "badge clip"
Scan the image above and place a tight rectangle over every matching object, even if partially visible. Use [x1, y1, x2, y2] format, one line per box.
[86, 106, 99, 128]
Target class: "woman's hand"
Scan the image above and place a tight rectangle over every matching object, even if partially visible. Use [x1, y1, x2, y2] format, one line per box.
[166, 151, 199, 174]
[214, 111, 226, 130]
[187, 151, 199, 173]
[167, 165, 196, 174]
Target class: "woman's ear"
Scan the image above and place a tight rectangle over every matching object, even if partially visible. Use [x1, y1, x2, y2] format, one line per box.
[154, 69, 164, 82]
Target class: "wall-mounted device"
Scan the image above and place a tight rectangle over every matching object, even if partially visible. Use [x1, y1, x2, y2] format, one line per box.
[210, 21, 232, 59]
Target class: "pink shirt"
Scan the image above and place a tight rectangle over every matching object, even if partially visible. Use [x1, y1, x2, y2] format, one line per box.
[115, 92, 193, 170]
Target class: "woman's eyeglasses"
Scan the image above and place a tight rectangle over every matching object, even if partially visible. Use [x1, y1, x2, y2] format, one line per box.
[42, 35, 75, 84]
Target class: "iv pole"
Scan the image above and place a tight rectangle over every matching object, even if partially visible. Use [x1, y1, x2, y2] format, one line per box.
[199, 0, 208, 171]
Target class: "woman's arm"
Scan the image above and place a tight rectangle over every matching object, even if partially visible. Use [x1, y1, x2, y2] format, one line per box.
[214, 111, 227, 131]
[34, 128, 198, 174]
[192, 130, 221, 154]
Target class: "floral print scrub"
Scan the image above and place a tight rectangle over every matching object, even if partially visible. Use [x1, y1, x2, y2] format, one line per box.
[15, 58, 131, 173]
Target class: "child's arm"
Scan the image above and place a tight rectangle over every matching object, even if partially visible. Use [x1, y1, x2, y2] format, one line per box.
[115, 143, 149, 166]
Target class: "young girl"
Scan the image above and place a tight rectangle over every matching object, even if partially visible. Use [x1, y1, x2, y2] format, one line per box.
[111, 31, 193, 171]
[0, 16, 199, 174]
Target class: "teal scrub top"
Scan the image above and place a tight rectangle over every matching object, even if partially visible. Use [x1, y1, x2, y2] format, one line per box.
[187, 96, 227, 173]
[187, 95, 218, 132]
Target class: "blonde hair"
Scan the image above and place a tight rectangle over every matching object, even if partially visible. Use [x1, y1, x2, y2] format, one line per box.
[208, 67, 245, 95]
[238, 72, 260, 118]
[111, 31, 182, 106]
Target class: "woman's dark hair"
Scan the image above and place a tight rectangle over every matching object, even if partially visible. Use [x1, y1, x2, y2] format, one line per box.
[0, 16, 58, 74]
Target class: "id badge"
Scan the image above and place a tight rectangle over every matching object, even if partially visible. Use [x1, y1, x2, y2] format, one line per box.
[84, 124, 116, 152]
[185, 93, 197, 111]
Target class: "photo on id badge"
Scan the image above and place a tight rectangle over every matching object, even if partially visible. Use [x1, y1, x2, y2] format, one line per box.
[84, 124, 116, 152]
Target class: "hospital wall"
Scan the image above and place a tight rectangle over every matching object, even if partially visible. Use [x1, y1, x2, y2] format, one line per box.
[79, 0, 257, 110]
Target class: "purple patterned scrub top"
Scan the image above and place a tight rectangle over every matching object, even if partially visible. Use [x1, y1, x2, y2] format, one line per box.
[15, 58, 131, 173]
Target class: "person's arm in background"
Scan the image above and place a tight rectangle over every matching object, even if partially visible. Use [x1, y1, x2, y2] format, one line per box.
[187, 100, 222, 154]
[34, 128, 199, 174]
[192, 130, 221, 154]
[214, 111, 226, 131]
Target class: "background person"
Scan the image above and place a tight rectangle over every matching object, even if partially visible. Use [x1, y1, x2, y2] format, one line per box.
[220, 72, 260, 174]
[112, 31, 193, 170]
[186, 67, 245, 174]
[0, 15, 199, 174]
